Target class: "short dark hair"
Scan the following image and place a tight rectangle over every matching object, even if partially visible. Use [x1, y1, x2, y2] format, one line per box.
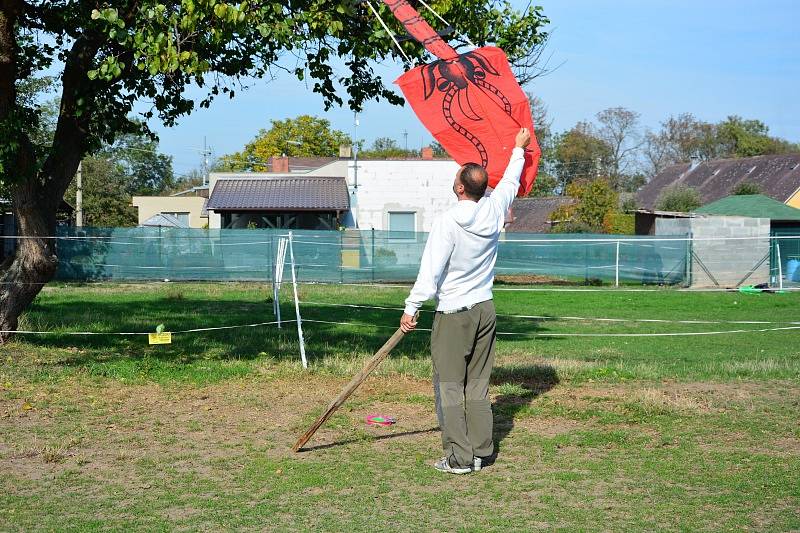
[459, 163, 489, 200]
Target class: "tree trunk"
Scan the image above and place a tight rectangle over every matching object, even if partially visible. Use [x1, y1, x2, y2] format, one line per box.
[0, 179, 59, 342]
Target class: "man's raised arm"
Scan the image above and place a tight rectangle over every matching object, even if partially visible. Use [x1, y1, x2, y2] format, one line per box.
[490, 128, 531, 214]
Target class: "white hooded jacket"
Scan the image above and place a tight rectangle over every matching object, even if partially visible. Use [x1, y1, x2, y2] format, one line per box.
[403, 147, 525, 315]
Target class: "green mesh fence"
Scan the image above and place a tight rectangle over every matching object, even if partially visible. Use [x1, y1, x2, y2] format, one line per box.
[53, 227, 693, 285]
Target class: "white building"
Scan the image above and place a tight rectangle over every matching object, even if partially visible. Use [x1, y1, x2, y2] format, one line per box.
[206, 151, 460, 232]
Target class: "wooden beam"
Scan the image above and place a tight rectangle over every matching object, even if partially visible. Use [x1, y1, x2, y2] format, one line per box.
[292, 323, 412, 452]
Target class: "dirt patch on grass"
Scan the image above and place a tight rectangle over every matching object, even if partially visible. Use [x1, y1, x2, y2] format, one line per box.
[2, 375, 797, 497]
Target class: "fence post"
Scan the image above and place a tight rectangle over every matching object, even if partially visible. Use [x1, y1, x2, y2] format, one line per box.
[340, 230, 344, 283]
[614, 240, 620, 287]
[684, 233, 693, 288]
[371, 228, 375, 283]
[776, 241, 783, 291]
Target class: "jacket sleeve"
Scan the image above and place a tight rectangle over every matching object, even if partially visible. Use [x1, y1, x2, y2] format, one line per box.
[490, 147, 526, 214]
[403, 216, 455, 316]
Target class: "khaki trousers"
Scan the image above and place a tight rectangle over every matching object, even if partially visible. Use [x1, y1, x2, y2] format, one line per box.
[431, 300, 496, 468]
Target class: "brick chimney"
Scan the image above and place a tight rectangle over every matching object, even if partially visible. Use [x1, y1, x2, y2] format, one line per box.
[272, 155, 289, 173]
[421, 146, 434, 160]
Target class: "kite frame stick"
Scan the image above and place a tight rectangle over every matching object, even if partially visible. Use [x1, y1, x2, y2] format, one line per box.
[292, 319, 414, 452]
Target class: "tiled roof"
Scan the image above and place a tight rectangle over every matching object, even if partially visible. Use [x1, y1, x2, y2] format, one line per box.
[207, 177, 349, 211]
[637, 154, 800, 209]
[695, 194, 800, 221]
[506, 197, 576, 233]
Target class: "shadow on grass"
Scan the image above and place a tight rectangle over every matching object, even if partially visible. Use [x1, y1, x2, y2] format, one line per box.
[18, 294, 560, 371]
[299, 427, 440, 452]
[491, 363, 560, 461]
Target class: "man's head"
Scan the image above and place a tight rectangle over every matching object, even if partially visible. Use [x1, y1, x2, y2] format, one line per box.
[454, 163, 489, 201]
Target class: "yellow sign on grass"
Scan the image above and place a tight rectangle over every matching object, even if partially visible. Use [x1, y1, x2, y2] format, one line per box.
[148, 332, 172, 345]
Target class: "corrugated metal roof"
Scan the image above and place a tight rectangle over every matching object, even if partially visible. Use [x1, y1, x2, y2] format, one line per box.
[207, 177, 349, 211]
[695, 194, 800, 221]
[637, 154, 800, 209]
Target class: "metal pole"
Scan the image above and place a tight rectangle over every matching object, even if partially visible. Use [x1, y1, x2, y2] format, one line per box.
[371, 227, 375, 283]
[614, 240, 620, 287]
[76, 161, 83, 227]
[776, 241, 783, 291]
[288, 232, 308, 368]
[685, 232, 693, 287]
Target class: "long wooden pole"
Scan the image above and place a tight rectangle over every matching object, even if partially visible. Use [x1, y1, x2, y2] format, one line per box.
[292, 324, 410, 452]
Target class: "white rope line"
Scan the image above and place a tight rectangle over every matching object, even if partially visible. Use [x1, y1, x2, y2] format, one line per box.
[417, 0, 476, 47]
[299, 301, 800, 326]
[300, 318, 800, 338]
[2, 319, 293, 336]
[365, 0, 412, 63]
[293, 281, 800, 292]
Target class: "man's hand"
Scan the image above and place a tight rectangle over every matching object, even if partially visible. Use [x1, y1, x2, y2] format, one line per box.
[400, 313, 417, 333]
[515, 128, 531, 149]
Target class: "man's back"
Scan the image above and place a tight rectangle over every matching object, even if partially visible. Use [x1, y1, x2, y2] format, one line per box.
[403, 147, 526, 315]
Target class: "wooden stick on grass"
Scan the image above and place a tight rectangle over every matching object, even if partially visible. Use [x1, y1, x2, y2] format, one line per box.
[292, 322, 412, 452]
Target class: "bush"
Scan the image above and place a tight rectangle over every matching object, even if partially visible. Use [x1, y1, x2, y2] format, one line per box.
[733, 182, 761, 195]
[655, 185, 702, 212]
[602, 213, 635, 234]
[550, 220, 596, 233]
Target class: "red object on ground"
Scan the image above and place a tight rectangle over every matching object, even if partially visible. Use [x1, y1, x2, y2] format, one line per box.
[383, 0, 540, 197]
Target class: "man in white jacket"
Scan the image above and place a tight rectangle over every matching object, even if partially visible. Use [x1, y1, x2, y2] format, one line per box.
[400, 128, 531, 474]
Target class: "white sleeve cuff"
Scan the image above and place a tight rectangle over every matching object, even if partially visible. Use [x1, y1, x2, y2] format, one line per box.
[403, 303, 420, 316]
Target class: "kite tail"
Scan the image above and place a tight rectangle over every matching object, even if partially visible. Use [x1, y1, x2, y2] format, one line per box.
[442, 86, 488, 167]
[382, 0, 458, 60]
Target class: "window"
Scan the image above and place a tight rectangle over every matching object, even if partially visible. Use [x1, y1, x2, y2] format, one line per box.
[388, 211, 416, 233]
[162, 212, 190, 226]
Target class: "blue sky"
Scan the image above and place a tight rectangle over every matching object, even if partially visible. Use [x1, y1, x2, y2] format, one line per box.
[147, 0, 800, 177]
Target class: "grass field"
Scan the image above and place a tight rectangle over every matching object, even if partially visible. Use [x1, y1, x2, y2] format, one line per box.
[1, 282, 799, 531]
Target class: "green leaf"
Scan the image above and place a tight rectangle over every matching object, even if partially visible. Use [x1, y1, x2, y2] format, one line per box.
[156, 324, 165, 334]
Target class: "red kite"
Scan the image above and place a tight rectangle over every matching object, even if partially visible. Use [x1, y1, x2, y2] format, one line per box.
[383, 0, 541, 197]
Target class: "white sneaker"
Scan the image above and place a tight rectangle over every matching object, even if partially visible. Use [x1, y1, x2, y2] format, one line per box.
[433, 456, 472, 475]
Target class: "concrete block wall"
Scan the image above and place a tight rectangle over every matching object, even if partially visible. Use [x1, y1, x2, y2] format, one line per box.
[657, 216, 770, 287]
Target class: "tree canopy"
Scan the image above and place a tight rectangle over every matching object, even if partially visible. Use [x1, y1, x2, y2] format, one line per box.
[216, 115, 350, 171]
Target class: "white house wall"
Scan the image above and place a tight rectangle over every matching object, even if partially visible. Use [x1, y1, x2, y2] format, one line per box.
[350, 160, 460, 232]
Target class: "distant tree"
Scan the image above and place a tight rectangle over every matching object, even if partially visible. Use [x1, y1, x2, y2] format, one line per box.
[430, 141, 448, 158]
[64, 129, 174, 226]
[527, 174, 558, 197]
[732, 182, 761, 195]
[617, 173, 646, 193]
[217, 115, 351, 171]
[65, 157, 137, 227]
[104, 130, 175, 195]
[549, 178, 618, 232]
[526, 94, 557, 196]
[359, 137, 417, 158]
[655, 185, 702, 212]
[643, 113, 720, 177]
[620, 195, 638, 213]
[553, 123, 612, 192]
[594, 107, 643, 190]
[715, 116, 797, 158]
